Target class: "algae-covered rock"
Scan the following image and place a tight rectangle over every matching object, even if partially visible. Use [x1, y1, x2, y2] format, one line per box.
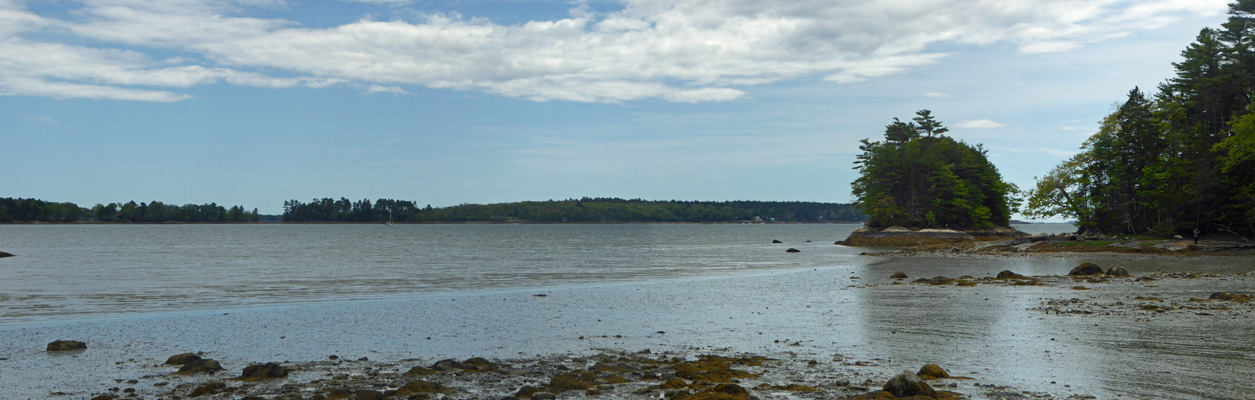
[890, 272, 909, 279]
[1209, 292, 1251, 303]
[430, 358, 463, 371]
[1068, 263, 1104, 276]
[917, 364, 950, 379]
[394, 380, 443, 396]
[165, 352, 202, 365]
[46, 340, 87, 351]
[1106, 267, 1131, 277]
[996, 270, 1025, 279]
[239, 362, 289, 380]
[884, 370, 936, 398]
[177, 359, 225, 375]
[189, 381, 227, 397]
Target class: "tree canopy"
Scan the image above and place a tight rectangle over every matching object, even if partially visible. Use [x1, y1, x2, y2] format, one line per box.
[851, 110, 1018, 229]
[1024, 1, 1255, 237]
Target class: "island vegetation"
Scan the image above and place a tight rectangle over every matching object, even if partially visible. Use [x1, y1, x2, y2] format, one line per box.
[0, 197, 865, 224]
[1023, 1, 1255, 238]
[281, 197, 866, 223]
[0, 198, 260, 223]
[851, 110, 1019, 230]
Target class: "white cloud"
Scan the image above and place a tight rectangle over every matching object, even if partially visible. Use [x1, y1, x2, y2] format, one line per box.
[923, 91, 951, 98]
[1037, 147, 1076, 157]
[366, 84, 409, 95]
[956, 119, 1007, 128]
[0, 0, 1232, 102]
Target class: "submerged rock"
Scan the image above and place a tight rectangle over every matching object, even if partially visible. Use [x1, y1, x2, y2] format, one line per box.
[884, 370, 937, 398]
[46, 340, 86, 351]
[890, 272, 909, 279]
[1068, 262, 1104, 276]
[165, 353, 202, 365]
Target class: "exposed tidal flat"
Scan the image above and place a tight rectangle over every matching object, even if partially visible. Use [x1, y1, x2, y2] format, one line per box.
[1, 224, 1252, 399]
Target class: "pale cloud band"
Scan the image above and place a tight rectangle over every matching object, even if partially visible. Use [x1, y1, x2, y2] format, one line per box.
[0, 0, 1228, 103]
[956, 119, 1007, 129]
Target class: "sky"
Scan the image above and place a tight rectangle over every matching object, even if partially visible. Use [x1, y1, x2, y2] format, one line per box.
[0, 0, 1235, 216]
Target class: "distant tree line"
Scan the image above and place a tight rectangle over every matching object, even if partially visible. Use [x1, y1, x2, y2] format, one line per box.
[1024, 1, 1255, 237]
[0, 198, 259, 223]
[281, 197, 866, 223]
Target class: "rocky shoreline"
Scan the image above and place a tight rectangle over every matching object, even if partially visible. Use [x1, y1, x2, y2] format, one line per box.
[840, 225, 1255, 256]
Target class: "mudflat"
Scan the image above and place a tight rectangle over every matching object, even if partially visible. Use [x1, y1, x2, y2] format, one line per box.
[2, 252, 1251, 400]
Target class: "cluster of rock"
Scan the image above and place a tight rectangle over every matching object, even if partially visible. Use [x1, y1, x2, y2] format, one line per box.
[839, 225, 1027, 247]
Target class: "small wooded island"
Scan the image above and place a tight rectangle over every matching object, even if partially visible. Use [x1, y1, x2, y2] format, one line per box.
[840, 110, 1027, 246]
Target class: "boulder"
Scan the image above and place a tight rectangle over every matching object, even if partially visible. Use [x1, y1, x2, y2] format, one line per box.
[189, 381, 226, 397]
[772, 239, 783, 244]
[46, 340, 87, 351]
[917, 364, 951, 379]
[1068, 263, 1104, 276]
[786, 248, 801, 253]
[176, 359, 225, 375]
[239, 362, 289, 380]
[165, 353, 202, 365]
[890, 272, 909, 279]
[883, 370, 936, 398]
[996, 270, 1025, 279]
[1105, 267, 1131, 277]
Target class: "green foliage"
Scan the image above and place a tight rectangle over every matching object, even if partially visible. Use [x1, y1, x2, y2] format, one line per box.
[1025, 2, 1255, 237]
[0, 198, 259, 223]
[851, 110, 1017, 229]
[281, 197, 866, 223]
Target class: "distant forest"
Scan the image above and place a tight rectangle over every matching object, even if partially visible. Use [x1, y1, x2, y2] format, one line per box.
[0, 198, 260, 223]
[281, 197, 867, 223]
[0, 197, 865, 224]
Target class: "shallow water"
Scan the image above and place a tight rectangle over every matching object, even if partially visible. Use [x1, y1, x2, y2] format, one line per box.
[4, 223, 1253, 399]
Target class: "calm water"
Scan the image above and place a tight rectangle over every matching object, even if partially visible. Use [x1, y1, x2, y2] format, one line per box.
[1, 223, 902, 324]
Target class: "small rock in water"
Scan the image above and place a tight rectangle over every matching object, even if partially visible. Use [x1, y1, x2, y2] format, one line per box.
[0, 251, 14, 258]
[786, 248, 801, 253]
[1068, 263, 1104, 276]
[772, 239, 783, 244]
[890, 272, 909, 279]
[1106, 267, 1131, 277]
[917, 364, 951, 379]
[996, 270, 1025, 279]
[884, 370, 937, 398]
[176, 359, 224, 375]
[239, 362, 289, 380]
[46, 340, 87, 351]
[164, 353, 202, 365]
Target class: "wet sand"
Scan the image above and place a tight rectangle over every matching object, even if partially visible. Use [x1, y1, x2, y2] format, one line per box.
[1, 253, 1252, 399]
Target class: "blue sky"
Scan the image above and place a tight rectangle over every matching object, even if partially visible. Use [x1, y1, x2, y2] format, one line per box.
[0, 0, 1232, 215]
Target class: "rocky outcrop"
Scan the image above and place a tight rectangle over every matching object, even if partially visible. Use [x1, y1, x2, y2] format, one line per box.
[840, 225, 1027, 247]
[46, 340, 86, 351]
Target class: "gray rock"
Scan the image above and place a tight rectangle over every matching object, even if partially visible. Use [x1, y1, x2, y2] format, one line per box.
[239, 362, 289, 380]
[883, 370, 936, 398]
[786, 248, 801, 253]
[165, 353, 202, 365]
[176, 359, 224, 375]
[46, 340, 86, 351]
[1068, 263, 1104, 276]
[1106, 267, 1131, 277]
